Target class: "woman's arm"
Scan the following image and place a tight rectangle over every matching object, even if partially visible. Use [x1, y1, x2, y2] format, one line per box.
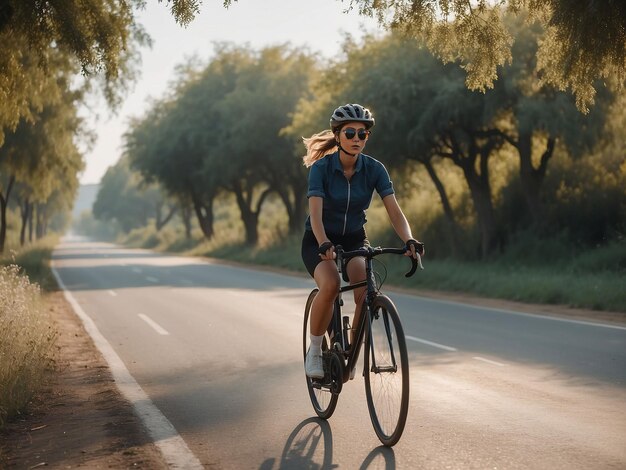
[382, 194, 424, 257]
[382, 194, 413, 242]
[309, 196, 334, 260]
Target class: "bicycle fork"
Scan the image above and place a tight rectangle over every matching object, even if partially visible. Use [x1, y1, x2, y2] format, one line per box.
[367, 303, 399, 374]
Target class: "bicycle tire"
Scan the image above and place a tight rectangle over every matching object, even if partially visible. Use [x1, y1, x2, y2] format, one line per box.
[364, 295, 409, 446]
[303, 289, 339, 419]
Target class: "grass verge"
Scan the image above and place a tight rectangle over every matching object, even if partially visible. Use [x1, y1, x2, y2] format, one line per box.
[0, 238, 58, 430]
[119, 224, 626, 313]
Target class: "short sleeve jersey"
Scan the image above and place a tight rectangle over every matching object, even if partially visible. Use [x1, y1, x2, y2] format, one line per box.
[305, 151, 395, 235]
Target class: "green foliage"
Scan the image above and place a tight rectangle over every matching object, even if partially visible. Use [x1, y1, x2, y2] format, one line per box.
[93, 158, 173, 233]
[105, 20, 622, 310]
[72, 210, 120, 241]
[2, 238, 58, 292]
[0, 67, 85, 252]
[127, 43, 317, 243]
[349, 0, 626, 112]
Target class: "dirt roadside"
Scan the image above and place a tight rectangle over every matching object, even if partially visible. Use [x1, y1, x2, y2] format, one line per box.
[0, 277, 624, 469]
[0, 292, 168, 470]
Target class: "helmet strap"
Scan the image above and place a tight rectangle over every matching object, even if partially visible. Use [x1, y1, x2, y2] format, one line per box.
[338, 144, 357, 157]
[335, 134, 358, 158]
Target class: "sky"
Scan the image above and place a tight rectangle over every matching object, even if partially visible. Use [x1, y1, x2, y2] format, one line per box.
[79, 0, 383, 185]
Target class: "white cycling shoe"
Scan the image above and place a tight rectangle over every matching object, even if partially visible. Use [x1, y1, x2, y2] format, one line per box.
[305, 349, 324, 379]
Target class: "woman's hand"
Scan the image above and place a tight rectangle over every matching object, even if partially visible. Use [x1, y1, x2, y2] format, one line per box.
[318, 241, 336, 260]
[404, 239, 425, 259]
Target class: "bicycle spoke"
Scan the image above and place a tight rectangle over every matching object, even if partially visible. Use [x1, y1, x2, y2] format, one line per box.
[364, 296, 409, 446]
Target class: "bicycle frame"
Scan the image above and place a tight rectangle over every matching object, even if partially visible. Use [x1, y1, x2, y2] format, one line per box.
[305, 243, 421, 445]
[328, 247, 403, 384]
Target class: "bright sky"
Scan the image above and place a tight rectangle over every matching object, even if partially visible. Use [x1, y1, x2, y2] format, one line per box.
[79, 0, 382, 185]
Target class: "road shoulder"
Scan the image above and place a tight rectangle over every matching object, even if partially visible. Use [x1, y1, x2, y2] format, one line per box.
[0, 291, 167, 469]
[204, 255, 626, 326]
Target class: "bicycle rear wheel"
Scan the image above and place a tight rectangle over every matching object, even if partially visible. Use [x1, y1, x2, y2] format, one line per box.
[364, 295, 409, 446]
[303, 289, 339, 419]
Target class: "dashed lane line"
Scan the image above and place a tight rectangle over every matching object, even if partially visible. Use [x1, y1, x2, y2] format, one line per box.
[406, 335, 458, 351]
[51, 263, 203, 469]
[138, 314, 170, 336]
[473, 356, 507, 367]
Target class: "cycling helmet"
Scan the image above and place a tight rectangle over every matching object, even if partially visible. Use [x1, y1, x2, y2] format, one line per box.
[330, 104, 375, 130]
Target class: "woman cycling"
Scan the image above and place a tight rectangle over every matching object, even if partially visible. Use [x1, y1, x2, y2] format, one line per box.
[301, 103, 424, 379]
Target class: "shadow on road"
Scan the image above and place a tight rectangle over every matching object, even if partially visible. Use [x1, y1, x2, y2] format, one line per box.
[260, 417, 396, 470]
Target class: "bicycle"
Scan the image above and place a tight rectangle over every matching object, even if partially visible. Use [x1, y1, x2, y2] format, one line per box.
[302, 243, 423, 447]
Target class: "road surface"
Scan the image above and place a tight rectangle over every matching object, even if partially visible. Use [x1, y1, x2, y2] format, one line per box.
[52, 239, 626, 469]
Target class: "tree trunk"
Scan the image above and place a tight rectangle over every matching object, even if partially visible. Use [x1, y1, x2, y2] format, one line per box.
[517, 132, 555, 226]
[291, 191, 307, 234]
[156, 203, 177, 231]
[233, 182, 273, 245]
[277, 186, 306, 235]
[35, 204, 44, 239]
[0, 175, 15, 253]
[28, 208, 34, 242]
[459, 145, 498, 258]
[19, 198, 31, 246]
[423, 159, 461, 256]
[180, 202, 192, 240]
[190, 187, 215, 239]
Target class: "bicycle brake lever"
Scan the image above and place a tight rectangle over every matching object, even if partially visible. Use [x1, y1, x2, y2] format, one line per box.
[404, 253, 423, 278]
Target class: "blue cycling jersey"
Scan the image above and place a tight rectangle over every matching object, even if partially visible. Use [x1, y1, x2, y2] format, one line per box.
[305, 151, 395, 235]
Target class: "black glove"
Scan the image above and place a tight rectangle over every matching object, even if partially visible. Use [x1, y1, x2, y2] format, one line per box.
[318, 241, 334, 255]
[405, 239, 425, 256]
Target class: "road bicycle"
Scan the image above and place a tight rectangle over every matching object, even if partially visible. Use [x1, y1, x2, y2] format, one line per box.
[303, 243, 423, 447]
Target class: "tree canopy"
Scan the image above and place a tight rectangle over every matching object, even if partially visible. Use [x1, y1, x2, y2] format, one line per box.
[348, 0, 626, 112]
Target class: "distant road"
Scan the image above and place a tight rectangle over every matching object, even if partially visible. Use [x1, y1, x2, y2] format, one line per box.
[52, 239, 626, 469]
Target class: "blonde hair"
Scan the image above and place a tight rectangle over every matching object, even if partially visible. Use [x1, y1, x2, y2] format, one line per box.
[302, 130, 338, 167]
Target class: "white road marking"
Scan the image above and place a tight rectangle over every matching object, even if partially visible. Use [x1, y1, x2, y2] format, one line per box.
[138, 314, 170, 335]
[108, 290, 117, 297]
[406, 335, 458, 351]
[398, 294, 626, 331]
[146, 276, 159, 283]
[51, 263, 202, 469]
[474, 356, 506, 367]
[132, 267, 142, 273]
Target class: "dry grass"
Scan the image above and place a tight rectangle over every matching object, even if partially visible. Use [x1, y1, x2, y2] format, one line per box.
[0, 264, 57, 428]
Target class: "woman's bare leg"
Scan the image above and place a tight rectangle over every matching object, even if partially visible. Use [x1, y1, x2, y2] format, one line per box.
[310, 260, 340, 336]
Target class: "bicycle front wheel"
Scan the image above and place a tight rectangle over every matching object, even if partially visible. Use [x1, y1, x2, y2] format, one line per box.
[303, 289, 339, 419]
[364, 295, 409, 446]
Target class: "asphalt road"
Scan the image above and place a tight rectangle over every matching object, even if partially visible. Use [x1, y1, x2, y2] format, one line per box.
[52, 239, 626, 469]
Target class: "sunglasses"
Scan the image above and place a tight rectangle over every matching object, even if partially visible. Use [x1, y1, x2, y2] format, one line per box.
[341, 127, 370, 140]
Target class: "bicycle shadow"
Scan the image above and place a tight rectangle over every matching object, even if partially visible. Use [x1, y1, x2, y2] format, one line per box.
[259, 417, 396, 469]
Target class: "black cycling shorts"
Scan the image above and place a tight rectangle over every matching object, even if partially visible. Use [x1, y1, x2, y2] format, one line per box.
[301, 228, 369, 278]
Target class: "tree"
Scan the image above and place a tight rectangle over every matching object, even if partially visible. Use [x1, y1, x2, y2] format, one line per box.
[289, 33, 505, 257]
[92, 158, 159, 233]
[493, 16, 611, 226]
[126, 55, 239, 240]
[348, 0, 626, 112]
[289, 18, 615, 258]
[0, 0, 205, 144]
[0, 75, 85, 252]
[210, 45, 315, 243]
